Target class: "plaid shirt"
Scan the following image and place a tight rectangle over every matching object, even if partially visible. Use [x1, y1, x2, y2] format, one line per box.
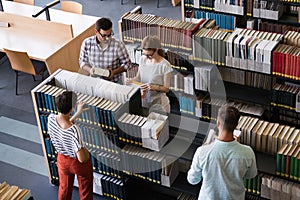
[79, 36, 131, 83]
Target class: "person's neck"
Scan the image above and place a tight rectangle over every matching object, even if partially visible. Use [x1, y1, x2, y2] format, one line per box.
[217, 130, 235, 142]
[149, 55, 163, 64]
[58, 113, 71, 122]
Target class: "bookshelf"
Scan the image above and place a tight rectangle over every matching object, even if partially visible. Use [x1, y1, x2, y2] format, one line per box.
[118, 2, 300, 199]
[31, 68, 144, 199]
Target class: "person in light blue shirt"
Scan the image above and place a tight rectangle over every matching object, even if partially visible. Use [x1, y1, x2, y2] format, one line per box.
[187, 105, 257, 200]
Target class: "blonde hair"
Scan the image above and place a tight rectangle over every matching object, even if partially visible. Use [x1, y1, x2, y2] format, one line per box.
[141, 35, 165, 57]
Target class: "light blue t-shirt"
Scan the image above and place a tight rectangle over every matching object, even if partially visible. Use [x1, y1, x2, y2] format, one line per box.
[187, 139, 257, 200]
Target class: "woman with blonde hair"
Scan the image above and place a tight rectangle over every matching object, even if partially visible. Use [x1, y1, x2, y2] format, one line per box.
[128, 35, 173, 114]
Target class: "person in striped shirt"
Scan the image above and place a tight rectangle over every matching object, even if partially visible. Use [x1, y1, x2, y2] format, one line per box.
[48, 91, 92, 200]
[79, 17, 132, 83]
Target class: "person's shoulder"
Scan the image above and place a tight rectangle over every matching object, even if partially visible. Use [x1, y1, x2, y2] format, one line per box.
[196, 142, 214, 153]
[139, 55, 147, 65]
[83, 35, 95, 43]
[238, 143, 255, 156]
[48, 113, 56, 120]
[160, 59, 173, 71]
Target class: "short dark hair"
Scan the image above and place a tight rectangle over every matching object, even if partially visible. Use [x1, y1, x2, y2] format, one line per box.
[55, 91, 77, 114]
[96, 18, 112, 31]
[217, 105, 240, 132]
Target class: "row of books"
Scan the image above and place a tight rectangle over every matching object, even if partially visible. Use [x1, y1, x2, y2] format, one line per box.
[124, 43, 141, 65]
[117, 113, 147, 146]
[121, 12, 208, 51]
[271, 83, 300, 111]
[253, 0, 283, 20]
[194, 65, 218, 91]
[0, 182, 31, 200]
[179, 95, 196, 116]
[261, 174, 300, 199]
[194, 10, 235, 30]
[44, 138, 56, 159]
[226, 28, 282, 74]
[100, 176, 125, 200]
[36, 83, 122, 132]
[35, 84, 65, 113]
[197, 97, 265, 119]
[214, 0, 245, 15]
[283, 31, 300, 47]
[236, 116, 300, 154]
[272, 44, 300, 80]
[55, 69, 136, 104]
[79, 125, 119, 154]
[118, 112, 169, 152]
[219, 67, 273, 90]
[260, 21, 300, 34]
[281, 0, 300, 2]
[244, 174, 262, 195]
[175, 92, 265, 119]
[185, 0, 244, 15]
[276, 109, 300, 125]
[165, 50, 194, 72]
[89, 150, 122, 179]
[276, 143, 300, 181]
[192, 28, 229, 66]
[170, 72, 194, 95]
[39, 114, 49, 135]
[49, 160, 59, 183]
[120, 145, 173, 185]
[177, 192, 197, 200]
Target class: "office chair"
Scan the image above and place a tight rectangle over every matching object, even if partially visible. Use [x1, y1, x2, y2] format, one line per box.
[13, 0, 34, 5]
[3, 48, 47, 95]
[61, 1, 82, 14]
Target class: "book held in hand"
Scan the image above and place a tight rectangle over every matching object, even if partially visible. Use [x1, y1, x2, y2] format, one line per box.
[94, 68, 110, 77]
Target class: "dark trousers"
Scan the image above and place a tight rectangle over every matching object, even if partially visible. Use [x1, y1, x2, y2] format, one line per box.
[57, 153, 93, 200]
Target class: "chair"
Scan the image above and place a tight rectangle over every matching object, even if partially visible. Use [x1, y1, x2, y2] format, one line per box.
[13, 0, 34, 5]
[61, 1, 82, 14]
[3, 48, 47, 95]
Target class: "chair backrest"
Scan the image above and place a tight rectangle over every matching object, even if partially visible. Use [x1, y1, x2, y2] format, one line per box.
[61, 1, 82, 14]
[3, 48, 37, 76]
[13, 0, 34, 5]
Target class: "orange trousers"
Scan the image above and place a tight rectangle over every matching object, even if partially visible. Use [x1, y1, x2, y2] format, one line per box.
[57, 153, 93, 200]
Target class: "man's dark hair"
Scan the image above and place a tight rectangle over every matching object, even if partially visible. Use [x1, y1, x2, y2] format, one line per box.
[96, 18, 112, 31]
[55, 91, 77, 115]
[217, 105, 240, 132]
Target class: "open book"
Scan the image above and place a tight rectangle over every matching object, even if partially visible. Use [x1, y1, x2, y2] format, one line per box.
[94, 68, 110, 77]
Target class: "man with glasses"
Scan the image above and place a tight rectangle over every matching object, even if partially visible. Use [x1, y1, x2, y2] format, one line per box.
[79, 18, 131, 83]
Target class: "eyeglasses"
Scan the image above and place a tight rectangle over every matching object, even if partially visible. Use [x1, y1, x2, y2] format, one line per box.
[98, 30, 114, 38]
[142, 51, 155, 59]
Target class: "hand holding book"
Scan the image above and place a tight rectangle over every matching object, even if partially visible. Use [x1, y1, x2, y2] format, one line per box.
[93, 67, 111, 78]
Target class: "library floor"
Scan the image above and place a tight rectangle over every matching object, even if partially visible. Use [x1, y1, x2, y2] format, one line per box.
[0, 0, 181, 199]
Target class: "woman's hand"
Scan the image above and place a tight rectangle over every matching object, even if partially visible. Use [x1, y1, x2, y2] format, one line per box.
[125, 78, 132, 85]
[76, 102, 88, 113]
[140, 83, 160, 92]
[140, 83, 150, 92]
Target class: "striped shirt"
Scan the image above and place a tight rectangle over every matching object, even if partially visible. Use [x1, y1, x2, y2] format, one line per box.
[47, 114, 83, 158]
[79, 36, 131, 83]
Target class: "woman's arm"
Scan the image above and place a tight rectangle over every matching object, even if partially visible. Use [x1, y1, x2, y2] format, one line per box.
[70, 102, 88, 124]
[76, 147, 90, 163]
[145, 71, 171, 93]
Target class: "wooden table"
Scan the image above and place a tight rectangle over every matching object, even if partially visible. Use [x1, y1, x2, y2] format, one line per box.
[0, 1, 98, 74]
